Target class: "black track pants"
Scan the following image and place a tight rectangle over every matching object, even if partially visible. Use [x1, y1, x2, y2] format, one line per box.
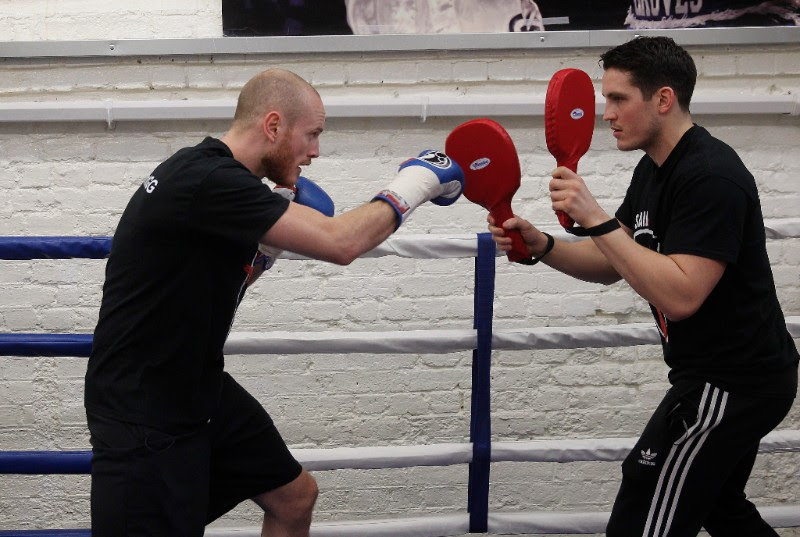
[606, 380, 794, 537]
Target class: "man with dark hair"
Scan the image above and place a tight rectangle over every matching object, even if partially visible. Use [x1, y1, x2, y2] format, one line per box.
[489, 36, 798, 536]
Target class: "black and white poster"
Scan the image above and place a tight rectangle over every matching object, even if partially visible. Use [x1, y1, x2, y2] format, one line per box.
[222, 0, 799, 36]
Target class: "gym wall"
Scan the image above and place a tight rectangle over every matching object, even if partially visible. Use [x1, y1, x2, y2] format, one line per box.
[0, 1, 798, 534]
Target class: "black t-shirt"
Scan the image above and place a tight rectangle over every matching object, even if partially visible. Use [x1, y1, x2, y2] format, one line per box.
[85, 137, 290, 431]
[616, 125, 798, 397]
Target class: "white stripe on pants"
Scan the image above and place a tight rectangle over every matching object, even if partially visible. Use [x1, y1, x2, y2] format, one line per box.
[642, 383, 730, 537]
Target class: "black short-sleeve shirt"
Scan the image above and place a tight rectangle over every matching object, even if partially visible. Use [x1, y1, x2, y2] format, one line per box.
[85, 137, 290, 431]
[616, 126, 798, 397]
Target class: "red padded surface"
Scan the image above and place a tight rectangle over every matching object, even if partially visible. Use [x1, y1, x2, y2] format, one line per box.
[544, 68, 596, 228]
[446, 119, 528, 261]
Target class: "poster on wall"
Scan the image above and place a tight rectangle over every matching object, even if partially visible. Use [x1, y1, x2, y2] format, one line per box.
[222, 0, 799, 36]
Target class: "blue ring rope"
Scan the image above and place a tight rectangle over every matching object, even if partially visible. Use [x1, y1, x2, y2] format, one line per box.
[0, 237, 111, 260]
[0, 334, 93, 357]
[0, 234, 500, 532]
[0, 451, 92, 475]
[2, 234, 799, 534]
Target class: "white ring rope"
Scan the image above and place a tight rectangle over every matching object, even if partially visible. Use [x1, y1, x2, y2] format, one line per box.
[764, 218, 800, 240]
[277, 219, 800, 260]
[295, 443, 473, 471]
[204, 505, 800, 537]
[487, 506, 800, 536]
[203, 505, 800, 537]
[224, 318, 799, 355]
[285, 233, 482, 259]
[290, 429, 800, 472]
[228, 315, 800, 535]
[217, 222, 800, 535]
[490, 429, 800, 465]
[205, 514, 472, 537]
[217, 224, 800, 535]
[3, 222, 799, 536]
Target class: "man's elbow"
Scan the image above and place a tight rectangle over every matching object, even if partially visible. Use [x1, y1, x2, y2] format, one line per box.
[597, 273, 623, 286]
[328, 249, 360, 266]
[322, 239, 364, 266]
[662, 299, 703, 323]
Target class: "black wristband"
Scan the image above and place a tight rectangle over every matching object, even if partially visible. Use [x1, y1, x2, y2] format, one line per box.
[517, 232, 554, 266]
[584, 218, 621, 236]
[568, 217, 621, 237]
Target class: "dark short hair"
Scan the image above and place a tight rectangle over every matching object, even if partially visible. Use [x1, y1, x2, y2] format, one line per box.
[600, 36, 697, 111]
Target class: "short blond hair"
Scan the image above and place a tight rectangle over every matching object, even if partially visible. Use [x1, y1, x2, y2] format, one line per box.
[232, 68, 318, 128]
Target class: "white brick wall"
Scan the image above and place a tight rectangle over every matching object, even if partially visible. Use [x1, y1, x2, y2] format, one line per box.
[0, 0, 221, 41]
[0, 5, 799, 535]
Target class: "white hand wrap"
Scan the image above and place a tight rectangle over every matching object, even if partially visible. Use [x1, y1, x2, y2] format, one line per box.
[375, 166, 440, 222]
[374, 151, 464, 227]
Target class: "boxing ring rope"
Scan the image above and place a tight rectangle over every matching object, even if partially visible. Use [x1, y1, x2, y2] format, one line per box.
[1, 224, 799, 536]
[1, 218, 797, 260]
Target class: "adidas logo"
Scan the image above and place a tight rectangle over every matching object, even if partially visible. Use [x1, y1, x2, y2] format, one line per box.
[638, 448, 658, 466]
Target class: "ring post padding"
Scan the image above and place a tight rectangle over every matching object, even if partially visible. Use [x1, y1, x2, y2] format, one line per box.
[467, 233, 495, 533]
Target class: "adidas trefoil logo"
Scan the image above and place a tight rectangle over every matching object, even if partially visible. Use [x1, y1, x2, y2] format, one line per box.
[638, 448, 658, 466]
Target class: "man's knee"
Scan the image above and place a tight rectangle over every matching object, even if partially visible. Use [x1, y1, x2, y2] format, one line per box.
[255, 470, 318, 521]
[703, 498, 778, 537]
[290, 471, 318, 513]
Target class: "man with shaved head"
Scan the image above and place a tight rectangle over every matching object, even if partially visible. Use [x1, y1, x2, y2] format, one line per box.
[85, 68, 463, 536]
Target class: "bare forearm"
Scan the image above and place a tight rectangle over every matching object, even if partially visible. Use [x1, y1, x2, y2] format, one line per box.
[325, 200, 397, 264]
[590, 228, 723, 321]
[487, 214, 620, 285]
[262, 200, 397, 266]
[542, 236, 621, 285]
[547, 166, 724, 320]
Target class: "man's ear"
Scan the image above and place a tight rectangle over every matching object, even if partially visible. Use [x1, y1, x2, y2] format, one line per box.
[262, 111, 282, 142]
[656, 86, 678, 114]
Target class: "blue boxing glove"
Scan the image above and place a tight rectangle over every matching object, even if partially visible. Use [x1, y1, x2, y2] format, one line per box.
[374, 150, 464, 228]
[402, 150, 464, 207]
[256, 176, 335, 271]
[292, 176, 335, 217]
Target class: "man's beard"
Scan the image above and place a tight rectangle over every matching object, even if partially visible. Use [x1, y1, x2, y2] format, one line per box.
[262, 138, 296, 186]
[637, 113, 663, 152]
[619, 114, 661, 154]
